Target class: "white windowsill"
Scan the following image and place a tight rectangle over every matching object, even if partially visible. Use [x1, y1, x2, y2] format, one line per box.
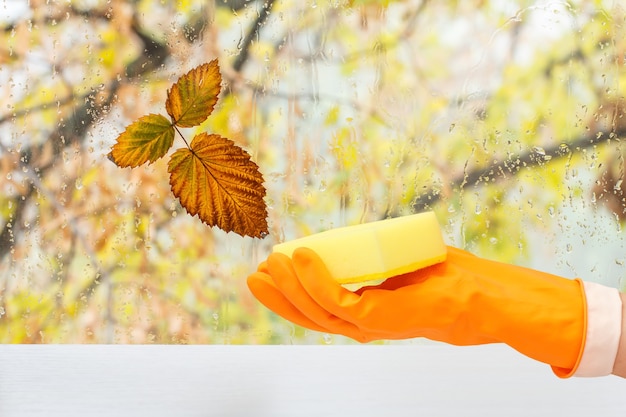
[1, 344, 625, 416]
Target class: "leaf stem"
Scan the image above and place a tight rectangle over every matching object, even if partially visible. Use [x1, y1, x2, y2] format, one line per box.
[174, 125, 191, 149]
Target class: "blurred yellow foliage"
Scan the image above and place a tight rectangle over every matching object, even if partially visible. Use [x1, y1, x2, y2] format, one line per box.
[2, 1, 626, 345]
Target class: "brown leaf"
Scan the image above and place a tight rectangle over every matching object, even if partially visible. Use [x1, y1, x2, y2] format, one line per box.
[108, 114, 175, 167]
[168, 133, 268, 238]
[165, 60, 222, 128]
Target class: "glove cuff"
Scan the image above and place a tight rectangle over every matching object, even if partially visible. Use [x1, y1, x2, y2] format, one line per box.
[566, 281, 622, 377]
[551, 280, 622, 378]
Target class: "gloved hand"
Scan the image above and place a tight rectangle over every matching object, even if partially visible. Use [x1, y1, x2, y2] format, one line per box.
[247, 246, 587, 377]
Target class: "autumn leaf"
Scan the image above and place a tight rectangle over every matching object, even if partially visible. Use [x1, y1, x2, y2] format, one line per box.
[109, 113, 174, 167]
[165, 60, 222, 128]
[168, 133, 268, 238]
[110, 59, 268, 238]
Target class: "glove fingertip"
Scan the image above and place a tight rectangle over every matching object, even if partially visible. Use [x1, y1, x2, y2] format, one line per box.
[246, 272, 275, 297]
[291, 246, 322, 262]
[291, 247, 334, 281]
[256, 261, 269, 273]
[247, 273, 333, 334]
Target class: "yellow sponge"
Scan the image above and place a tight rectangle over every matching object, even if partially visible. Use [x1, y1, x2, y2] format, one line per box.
[272, 212, 447, 286]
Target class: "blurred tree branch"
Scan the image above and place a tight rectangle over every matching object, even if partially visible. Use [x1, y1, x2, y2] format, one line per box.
[232, 0, 275, 72]
[0, 12, 168, 260]
[410, 126, 626, 213]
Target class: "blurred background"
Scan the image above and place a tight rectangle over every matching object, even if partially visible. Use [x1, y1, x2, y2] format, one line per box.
[1, 0, 625, 344]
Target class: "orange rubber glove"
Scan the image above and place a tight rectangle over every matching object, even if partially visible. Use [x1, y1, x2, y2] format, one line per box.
[247, 246, 587, 377]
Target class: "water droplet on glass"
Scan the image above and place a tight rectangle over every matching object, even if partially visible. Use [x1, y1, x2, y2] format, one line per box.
[475, 204, 482, 215]
[548, 206, 555, 217]
[533, 146, 546, 156]
[0, 306, 5, 317]
[323, 334, 333, 344]
[75, 178, 83, 190]
[566, 243, 573, 253]
[489, 237, 498, 245]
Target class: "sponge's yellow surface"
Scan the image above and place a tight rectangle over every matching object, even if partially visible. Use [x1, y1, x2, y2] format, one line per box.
[272, 212, 447, 285]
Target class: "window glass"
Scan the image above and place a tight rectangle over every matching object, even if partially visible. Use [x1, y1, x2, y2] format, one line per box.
[1, 0, 625, 344]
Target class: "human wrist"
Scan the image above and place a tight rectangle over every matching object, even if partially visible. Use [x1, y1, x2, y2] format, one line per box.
[611, 292, 626, 377]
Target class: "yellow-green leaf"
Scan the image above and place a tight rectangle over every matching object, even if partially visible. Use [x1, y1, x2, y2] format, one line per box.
[109, 114, 174, 167]
[165, 60, 222, 128]
[168, 133, 268, 238]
